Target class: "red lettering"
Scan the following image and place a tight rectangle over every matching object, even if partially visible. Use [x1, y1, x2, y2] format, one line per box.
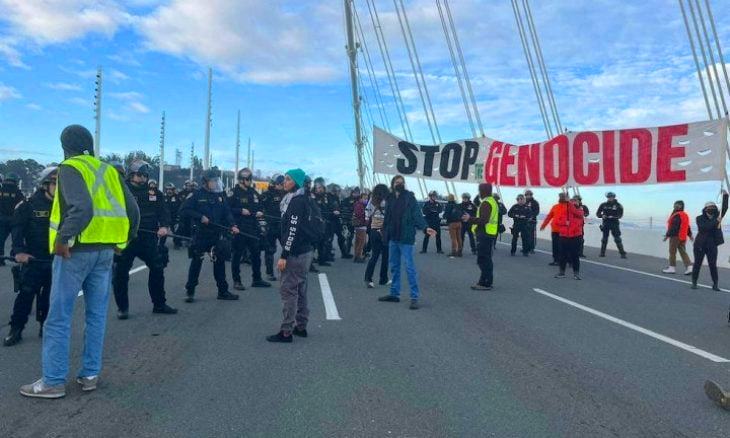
[656, 124, 688, 182]
[619, 129, 652, 183]
[573, 132, 600, 185]
[484, 141, 503, 184]
[499, 144, 516, 186]
[543, 135, 569, 187]
[517, 143, 541, 186]
[602, 131, 616, 184]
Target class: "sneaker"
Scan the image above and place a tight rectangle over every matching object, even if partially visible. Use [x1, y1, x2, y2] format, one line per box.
[185, 290, 195, 303]
[233, 281, 246, 291]
[661, 266, 676, 274]
[366, 282, 374, 289]
[470, 284, 492, 290]
[684, 267, 693, 276]
[419, 250, 427, 254]
[554, 273, 566, 279]
[409, 300, 419, 310]
[713, 283, 721, 292]
[20, 379, 65, 399]
[378, 295, 400, 303]
[267, 275, 278, 282]
[599, 253, 606, 258]
[251, 280, 272, 288]
[117, 310, 129, 320]
[436, 250, 444, 255]
[266, 331, 292, 343]
[691, 283, 698, 290]
[705, 380, 730, 410]
[573, 274, 582, 280]
[217, 291, 240, 300]
[309, 265, 319, 273]
[3, 327, 22, 347]
[76, 376, 99, 392]
[621, 253, 627, 259]
[293, 327, 308, 338]
[152, 304, 178, 315]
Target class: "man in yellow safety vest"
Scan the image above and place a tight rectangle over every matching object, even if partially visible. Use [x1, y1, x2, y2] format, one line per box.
[20, 125, 140, 399]
[463, 183, 499, 291]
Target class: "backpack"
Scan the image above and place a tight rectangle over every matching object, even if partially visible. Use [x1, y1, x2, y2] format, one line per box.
[302, 196, 326, 243]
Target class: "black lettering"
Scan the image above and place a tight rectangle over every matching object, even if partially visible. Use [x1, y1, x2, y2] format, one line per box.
[462, 141, 479, 180]
[440, 143, 462, 179]
[396, 141, 418, 174]
[420, 145, 439, 177]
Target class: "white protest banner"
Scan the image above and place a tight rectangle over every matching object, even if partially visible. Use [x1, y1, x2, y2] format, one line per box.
[373, 119, 728, 187]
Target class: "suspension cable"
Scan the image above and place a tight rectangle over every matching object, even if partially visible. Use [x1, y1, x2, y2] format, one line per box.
[353, 2, 391, 131]
[694, 0, 728, 114]
[688, 0, 722, 118]
[679, 0, 712, 118]
[703, 0, 730, 106]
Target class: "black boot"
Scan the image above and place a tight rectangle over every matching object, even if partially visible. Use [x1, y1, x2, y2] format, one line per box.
[233, 281, 246, 291]
[185, 289, 195, 303]
[217, 291, 240, 300]
[251, 279, 272, 288]
[153, 303, 178, 314]
[599, 242, 607, 257]
[616, 242, 627, 258]
[266, 331, 293, 343]
[3, 327, 22, 347]
[293, 326, 308, 337]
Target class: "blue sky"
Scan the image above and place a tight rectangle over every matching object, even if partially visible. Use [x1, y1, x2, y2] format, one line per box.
[0, 0, 729, 220]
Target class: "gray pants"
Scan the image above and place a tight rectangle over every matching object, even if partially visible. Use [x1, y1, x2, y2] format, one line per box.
[280, 251, 313, 333]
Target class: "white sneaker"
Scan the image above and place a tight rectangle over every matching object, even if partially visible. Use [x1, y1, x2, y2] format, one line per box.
[366, 282, 374, 289]
[662, 266, 676, 274]
[20, 379, 66, 399]
[684, 266, 693, 275]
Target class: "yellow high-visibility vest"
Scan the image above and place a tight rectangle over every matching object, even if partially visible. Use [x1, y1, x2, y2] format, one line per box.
[471, 196, 499, 237]
[49, 155, 129, 253]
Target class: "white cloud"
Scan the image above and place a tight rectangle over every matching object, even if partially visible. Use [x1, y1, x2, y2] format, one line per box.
[44, 82, 82, 91]
[0, 82, 21, 100]
[135, 0, 343, 84]
[67, 96, 89, 106]
[128, 101, 150, 113]
[25, 102, 42, 110]
[109, 91, 144, 101]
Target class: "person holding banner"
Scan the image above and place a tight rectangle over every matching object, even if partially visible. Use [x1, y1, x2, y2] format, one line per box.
[596, 192, 627, 259]
[464, 183, 499, 291]
[690, 191, 728, 292]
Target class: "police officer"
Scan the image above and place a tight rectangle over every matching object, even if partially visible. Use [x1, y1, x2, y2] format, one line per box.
[421, 191, 443, 254]
[112, 160, 177, 319]
[338, 187, 358, 259]
[508, 194, 532, 256]
[164, 182, 183, 249]
[459, 193, 476, 255]
[3, 167, 56, 346]
[575, 196, 590, 257]
[260, 173, 285, 281]
[180, 169, 241, 302]
[229, 168, 271, 290]
[313, 177, 336, 266]
[524, 189, 540, 253]
[597, 191, 627, 258]
[110, 161, 126, 177]
[0, 172, 25, 266]
[148, 179, 158, 192]
[330, 184, 349, 259]
[176, 180, 194, 243]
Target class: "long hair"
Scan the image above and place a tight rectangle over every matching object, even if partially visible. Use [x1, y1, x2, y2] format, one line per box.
[390, 174, 404, 191]
[371, 183, 389, 206]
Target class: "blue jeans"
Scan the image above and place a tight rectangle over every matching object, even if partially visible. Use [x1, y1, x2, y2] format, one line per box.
[388, 241, 420, 300]
[42, 249, 115, 386]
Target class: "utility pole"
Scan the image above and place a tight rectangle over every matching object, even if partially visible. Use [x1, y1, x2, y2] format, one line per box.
[204, 67, 212, 170]
[159, 111, 166, 189]
[345, 0, 365, 189]
[189, 142, 195, 182]
[93, 66, 103, 156]
[235, 110, 241, 176]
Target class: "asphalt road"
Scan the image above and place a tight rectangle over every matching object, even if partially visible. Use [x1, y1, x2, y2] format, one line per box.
[1, 235, 730, 437]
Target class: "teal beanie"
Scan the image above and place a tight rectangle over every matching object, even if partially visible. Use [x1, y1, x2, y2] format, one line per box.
[286, 168, 306, 188]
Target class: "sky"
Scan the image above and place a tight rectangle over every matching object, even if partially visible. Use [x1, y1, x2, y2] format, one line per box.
[0, 0, 729, 221]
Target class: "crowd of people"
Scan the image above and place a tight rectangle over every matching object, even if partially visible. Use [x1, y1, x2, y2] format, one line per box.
[0, 123, 729, 402]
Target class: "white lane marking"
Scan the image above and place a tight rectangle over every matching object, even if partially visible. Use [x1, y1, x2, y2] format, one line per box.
[318, 273, 341, 321]
[498, 242, 730, 293]
[77, 265, 148, 297]
[533, 287, 730, 363]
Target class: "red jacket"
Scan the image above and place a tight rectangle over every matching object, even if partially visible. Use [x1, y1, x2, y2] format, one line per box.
[541, 201, 584, 238]
[666, 211, 691, 242]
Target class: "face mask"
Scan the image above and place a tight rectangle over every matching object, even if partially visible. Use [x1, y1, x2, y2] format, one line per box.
[394, 184, 404, 193]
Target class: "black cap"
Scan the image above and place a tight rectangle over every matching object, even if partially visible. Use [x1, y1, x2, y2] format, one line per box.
[60, 125, 94, 158]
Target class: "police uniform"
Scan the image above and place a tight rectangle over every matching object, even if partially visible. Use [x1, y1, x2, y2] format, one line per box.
[507, 203, 532, 255]
[228, 184, 264, 285]
[180, 187, 236, 298]
[597, 199, 626, 257]
[7, 190, 52, 336]
[112, 183, 171, 313]
[165, 189, 182, 248]
[421, 199, 443, 253]
[524, 197, 540, 253]
[0, 182, 25, 263]
[259, 186, 285, 278]
[177, 187, 193, 241]
[313, 191, 337, 264]
[339, 194, 358, 258]
[460, 199, 477, 253]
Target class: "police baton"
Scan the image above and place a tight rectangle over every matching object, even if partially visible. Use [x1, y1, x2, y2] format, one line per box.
[1, 255, 51, 264]
[207, 222, 261, 241]
[138, 228, 193, 242]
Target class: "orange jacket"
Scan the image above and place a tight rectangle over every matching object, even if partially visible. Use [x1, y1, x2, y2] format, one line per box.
[541, 202, 584, 237]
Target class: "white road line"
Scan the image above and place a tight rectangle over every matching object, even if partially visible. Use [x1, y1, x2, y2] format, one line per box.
[533, 287, 730, 363]
[318, 273, 341, 321]
[498, 242, 730, 293]
[77, 265, 148, 297]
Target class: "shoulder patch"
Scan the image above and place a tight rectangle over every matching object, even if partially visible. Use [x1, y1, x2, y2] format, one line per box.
[14, 200, 25, 210]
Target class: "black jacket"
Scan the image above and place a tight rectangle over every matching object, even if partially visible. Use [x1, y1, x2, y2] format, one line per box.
[444, 201, 463, 223]
[128, 183, 170, 232]
[165, 192, 182, 222]
[0, 183, 24, 219]
[508, 203, 532, 229]
[695, 194, 729, 248]
[280, 191, 313, 259]
[597, 201, 623, 222]
[422, 200, 443, 227]
[525, 198, 540, 223]
[260, 187, 285, 224]
[180, 189, 235, 239]
[228, 185, 262, 235]
[11, 190, 52, 260]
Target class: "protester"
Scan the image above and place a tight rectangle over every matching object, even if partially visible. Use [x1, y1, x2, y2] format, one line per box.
[4, 167, 57, 347]
[267, 169, 313, 343]
[575, 196, 589, 258]
[364, 184, 389, 288]
[21, 125, 139, 398]
[690, 191, 728, 291]
[352, 190, 368, 263]
[464, 183, 499, 290]
[597, 192, 627, 258]
[524, 190, 540, 254]
[662, 200, 693, 275]
[545, 195, 585, 280]
[507, 194, 531, 256]
[541, 193, 567, 266]
[445, 194, 463, 258]
[163, 182, 183, 249]
[459, 193, 476, 255]
[421, 191, 443, 254]
[0, 172, 25, 266]
[378, 175, 436, 310]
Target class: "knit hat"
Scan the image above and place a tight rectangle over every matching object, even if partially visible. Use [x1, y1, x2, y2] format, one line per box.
[60, 124, 94, 158]
[286, 168, 306, 188]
